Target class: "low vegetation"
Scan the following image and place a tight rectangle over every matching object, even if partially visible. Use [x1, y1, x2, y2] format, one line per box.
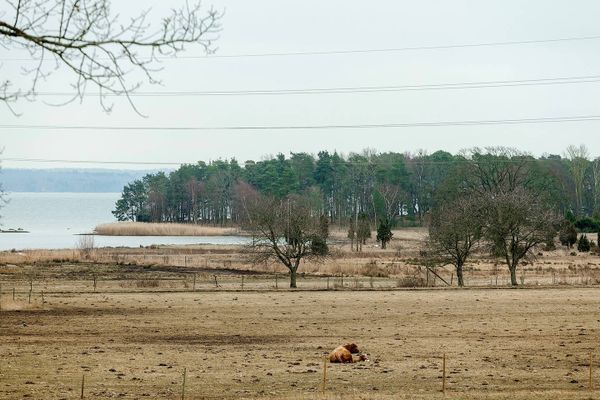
[94, 222, 241, 236]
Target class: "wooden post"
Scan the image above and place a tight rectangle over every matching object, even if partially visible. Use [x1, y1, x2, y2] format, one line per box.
[184, 256, 187, 268]
[241, 275, 244, 290]
[41, 290, 44, 304]
[321, 357, 328, 393]
[450, 273, 453, 286]
[0, 283, 2, 311]
[442, 353, 446, 394]
[213, 275, 219, 288]
[181, 367, 187, 400]
[93, 275, 97, 292]
[193, 274, 196, 291]
[80, 374, 85, 399]
[327, 276, 329, 290]
[341, 273, 344, 288]
[275, 274, 278, 290]
[12, 287, 15, 301]
[590, 352, 593, 391]
[28, 290, 31, 304]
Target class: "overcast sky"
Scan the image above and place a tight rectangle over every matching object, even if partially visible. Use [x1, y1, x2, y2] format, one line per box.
[1, 0, 600, 169]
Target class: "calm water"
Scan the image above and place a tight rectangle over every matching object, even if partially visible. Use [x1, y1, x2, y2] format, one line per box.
[0, 192, 247, 250]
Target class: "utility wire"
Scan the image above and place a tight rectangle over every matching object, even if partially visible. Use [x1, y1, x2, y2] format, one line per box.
[3, 33, 600, 61]
[2, 114, 600, 131]
[28, 74, 600, 97]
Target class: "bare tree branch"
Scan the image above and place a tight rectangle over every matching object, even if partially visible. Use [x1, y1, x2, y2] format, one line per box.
[0, 0, 222, 114]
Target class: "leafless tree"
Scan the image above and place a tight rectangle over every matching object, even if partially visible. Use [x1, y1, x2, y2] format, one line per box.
[375, 183, 402, 222]
[459, 147, 534, 196]
[241, 193, 329, 288]
[427, 195, 483, 287]
[0, 0, 221, 114]
[482, 188, 560, 286]
[565, 144, 590, 215]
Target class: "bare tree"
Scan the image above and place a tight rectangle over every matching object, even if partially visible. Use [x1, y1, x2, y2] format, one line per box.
[482, 188, 560, 286]
[592, 157, 600, 217]
[0, 0, 221, 114]
[375, 184, 402, 222]
[565, 144, 590, 215]
[241, 193, 328, 288]
[459, 147, 534, 196]
[0, 151, 6, 221]
[427, 196, 483, 287]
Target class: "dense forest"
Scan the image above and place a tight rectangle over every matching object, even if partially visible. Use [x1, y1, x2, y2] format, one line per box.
[113, 146, 600, 229]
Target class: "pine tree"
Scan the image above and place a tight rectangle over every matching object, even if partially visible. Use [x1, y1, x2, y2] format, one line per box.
[376, 219, 394, 249]
[577, 234, 591, 252]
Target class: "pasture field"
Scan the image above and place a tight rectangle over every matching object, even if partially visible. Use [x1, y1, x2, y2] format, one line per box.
[1, 229, 600, 399]
[1, 282, 600, 399]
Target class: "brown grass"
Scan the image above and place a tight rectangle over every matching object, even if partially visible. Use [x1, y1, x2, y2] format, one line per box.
[2, 285, 600, 399]
[94, 222, 241, 236]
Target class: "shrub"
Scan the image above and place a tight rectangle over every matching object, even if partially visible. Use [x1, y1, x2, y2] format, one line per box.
[360, 260, 389, 277]
[543, 232, 556, 251]
[577, 234, 591, 252]
[559, 221, 577, 248]
[575, 217, 600, 233]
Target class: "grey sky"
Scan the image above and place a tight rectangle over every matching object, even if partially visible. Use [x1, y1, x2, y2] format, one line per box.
[1, 0, 600, 169]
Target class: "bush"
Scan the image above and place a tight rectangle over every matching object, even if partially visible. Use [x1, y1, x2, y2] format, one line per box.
[543, 232, 556, 251]
[559, 221, 577, 248]
[575, 217, 600, 233]
[577, 234, 591, 253]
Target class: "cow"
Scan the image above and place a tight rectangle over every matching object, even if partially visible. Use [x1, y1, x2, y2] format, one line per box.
[329, 343, 368, 363]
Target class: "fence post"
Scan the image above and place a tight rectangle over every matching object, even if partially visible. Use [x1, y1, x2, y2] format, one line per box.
[590, 352, 593, 391]
[275, 274, 278, 290]
[321, 357, 328, 393]
[193, 274, 196, 291]
[41, 290, 44, 304]
[327, 276, 329, 290]
[450, 273, 453, 286]
[442, 353, 446, 394]
[80, 374, 85, 399]
[241, 275, 244, 290]
[0, 283, 2, 311]
[13, 287, 15, 301]
[181, 367, 187, 400]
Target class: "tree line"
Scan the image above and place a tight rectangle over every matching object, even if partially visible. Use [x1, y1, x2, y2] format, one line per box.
[114, 145, 600, 228]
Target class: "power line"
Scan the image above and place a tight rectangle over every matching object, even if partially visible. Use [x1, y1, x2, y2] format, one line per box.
[2, 114, 600, 131]
[3, 33, 600, 61]
[28, 74, 600, 97]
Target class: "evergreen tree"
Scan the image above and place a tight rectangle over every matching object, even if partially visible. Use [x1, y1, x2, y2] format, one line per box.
[577, 234, 591, 252]
[376, 219, 393, 249]
[559, 221, 578, 248]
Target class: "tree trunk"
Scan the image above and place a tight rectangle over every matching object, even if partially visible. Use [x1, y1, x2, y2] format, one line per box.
[289, 267, 298, 288]
[456, 265, 464, 287]
[509, 265, 518, 286]
[381, 241, 387, 249]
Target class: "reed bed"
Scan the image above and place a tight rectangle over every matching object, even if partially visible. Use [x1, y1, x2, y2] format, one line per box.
[94, 222, 241, 236]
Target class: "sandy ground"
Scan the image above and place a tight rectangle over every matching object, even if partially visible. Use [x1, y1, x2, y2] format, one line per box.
[2, 286, 600, 399]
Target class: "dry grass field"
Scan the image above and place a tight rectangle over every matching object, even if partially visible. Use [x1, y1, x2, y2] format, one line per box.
[2, 228, 600, 399]
[2, 286, 600, 399]
[94, 222, 242, 236]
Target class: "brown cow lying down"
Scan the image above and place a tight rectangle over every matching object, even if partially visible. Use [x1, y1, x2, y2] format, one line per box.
[329, 343, 369, 363]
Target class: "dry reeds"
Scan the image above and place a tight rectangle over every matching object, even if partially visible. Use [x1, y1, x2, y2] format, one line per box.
[94, 222, 240, 236]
